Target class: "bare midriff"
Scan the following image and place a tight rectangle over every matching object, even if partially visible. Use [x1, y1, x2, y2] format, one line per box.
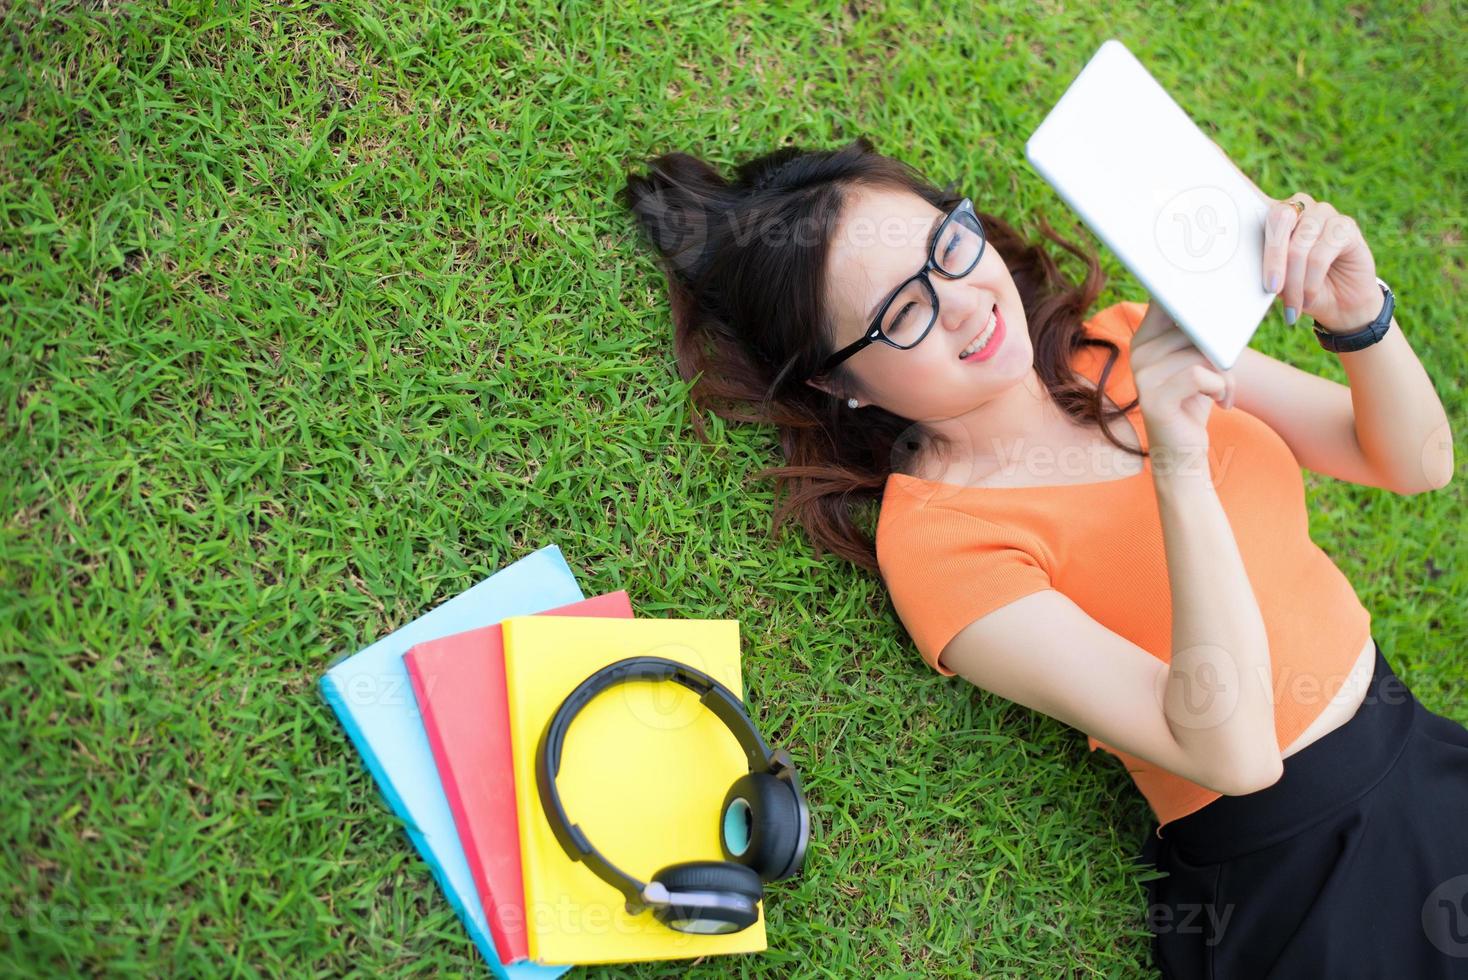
[1279, 632, 1376, 758]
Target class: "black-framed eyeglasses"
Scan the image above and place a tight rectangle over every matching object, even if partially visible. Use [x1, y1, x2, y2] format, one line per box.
[813, 197, 986, 377]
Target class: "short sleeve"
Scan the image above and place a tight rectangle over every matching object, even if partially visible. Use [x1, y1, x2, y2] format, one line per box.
[1090, 300, 1145, 339]
[876, 503, 1054, 677]
[1118, 300, 1147, 334]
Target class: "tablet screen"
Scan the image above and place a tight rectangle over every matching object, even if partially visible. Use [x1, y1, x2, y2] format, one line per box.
[1026, 39, 1276, 370]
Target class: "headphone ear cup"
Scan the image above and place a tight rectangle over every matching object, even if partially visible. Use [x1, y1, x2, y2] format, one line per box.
[720, 772, 803, 882]
[651, 860, 762, 934]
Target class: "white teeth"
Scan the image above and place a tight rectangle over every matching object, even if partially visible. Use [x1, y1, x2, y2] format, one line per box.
[960, 307, 999, 359]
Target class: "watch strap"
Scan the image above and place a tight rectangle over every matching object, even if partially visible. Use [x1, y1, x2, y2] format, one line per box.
[1313, 277, 1394, 353]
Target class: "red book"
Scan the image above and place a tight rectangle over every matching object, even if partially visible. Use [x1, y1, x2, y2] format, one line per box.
[404, 590, 635, 964]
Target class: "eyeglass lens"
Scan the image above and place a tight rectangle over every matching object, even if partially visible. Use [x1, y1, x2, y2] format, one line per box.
[879, 210, 984, 348]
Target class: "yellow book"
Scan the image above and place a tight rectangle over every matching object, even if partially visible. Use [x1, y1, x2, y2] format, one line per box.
[500, 615, 768, 965]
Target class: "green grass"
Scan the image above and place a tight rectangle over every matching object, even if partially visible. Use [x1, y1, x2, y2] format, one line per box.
[3, 0, 1464, 975]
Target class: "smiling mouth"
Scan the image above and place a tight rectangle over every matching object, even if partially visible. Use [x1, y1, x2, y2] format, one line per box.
[958, 304, 1000, 360]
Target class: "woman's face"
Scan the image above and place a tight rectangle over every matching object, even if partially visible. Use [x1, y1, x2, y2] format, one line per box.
[812, 185, 1033, 422]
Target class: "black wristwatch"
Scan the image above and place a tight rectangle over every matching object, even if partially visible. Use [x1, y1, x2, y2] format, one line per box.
[1313, 276, 1394, 353]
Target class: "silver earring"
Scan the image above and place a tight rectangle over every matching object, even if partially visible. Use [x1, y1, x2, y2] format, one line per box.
[847, 397, 859, 409]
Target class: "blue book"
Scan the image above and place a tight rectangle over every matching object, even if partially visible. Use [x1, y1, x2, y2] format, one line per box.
[320, 544, 583, 977]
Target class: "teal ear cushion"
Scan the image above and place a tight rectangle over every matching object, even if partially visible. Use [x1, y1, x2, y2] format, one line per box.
[719, 772, 802, 882]
[723, 796, 753, 856]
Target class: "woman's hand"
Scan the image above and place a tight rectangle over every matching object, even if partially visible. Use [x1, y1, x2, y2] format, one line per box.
[1263, 193, 1383, 333]
[1130, 297, 1235, 456]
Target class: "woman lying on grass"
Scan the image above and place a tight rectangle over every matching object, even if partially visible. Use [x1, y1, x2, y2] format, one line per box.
[621, 136, 1465, 977]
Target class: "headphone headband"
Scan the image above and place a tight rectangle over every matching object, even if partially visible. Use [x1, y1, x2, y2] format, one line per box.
[535, 655, 787, 910]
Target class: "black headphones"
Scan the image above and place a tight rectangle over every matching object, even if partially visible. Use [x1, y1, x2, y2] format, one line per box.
[535, 655, 810, 936]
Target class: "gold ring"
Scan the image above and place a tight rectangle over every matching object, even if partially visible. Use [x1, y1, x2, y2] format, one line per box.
[1288, 200, 1305, 216]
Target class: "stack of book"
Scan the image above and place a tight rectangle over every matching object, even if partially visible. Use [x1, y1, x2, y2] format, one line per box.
[319, 545, 770, 974]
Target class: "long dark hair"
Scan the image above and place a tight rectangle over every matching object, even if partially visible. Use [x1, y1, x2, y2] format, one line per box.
[619, 136, 1142, 573]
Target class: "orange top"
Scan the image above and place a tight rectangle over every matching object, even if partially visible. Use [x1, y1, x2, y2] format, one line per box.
[875, 300, 1373, 827]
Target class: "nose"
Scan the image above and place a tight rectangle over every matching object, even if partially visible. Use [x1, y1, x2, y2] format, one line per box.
[935, 278, 989, 331]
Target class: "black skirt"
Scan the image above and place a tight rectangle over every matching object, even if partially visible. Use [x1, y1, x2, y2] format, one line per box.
[1137, 637, 1468, 979]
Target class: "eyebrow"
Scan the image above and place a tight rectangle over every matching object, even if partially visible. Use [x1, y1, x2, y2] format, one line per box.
[862, 209, 950, 326]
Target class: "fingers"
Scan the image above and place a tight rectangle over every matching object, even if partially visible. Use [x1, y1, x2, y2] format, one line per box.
[1132, 298, 1233, 409]
[1266, 193, 1356, 325]
[1136, 346, 1217, 390]
[1282, 202, 1336, 319]
[1134, 299, 1194, 357]
[1298, 213, 1356, 312]
[1161, 363, 1227, 408]
[1134, 300, 1174, 344]
[1137, 346, 1232, 410]
[1263, 193, 1314, 293]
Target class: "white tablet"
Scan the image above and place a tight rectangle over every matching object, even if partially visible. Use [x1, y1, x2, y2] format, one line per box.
[1025, 38, 1275, 370]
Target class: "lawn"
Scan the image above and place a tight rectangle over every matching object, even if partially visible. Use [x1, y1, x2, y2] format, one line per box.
[3, 0, 1464, 976]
